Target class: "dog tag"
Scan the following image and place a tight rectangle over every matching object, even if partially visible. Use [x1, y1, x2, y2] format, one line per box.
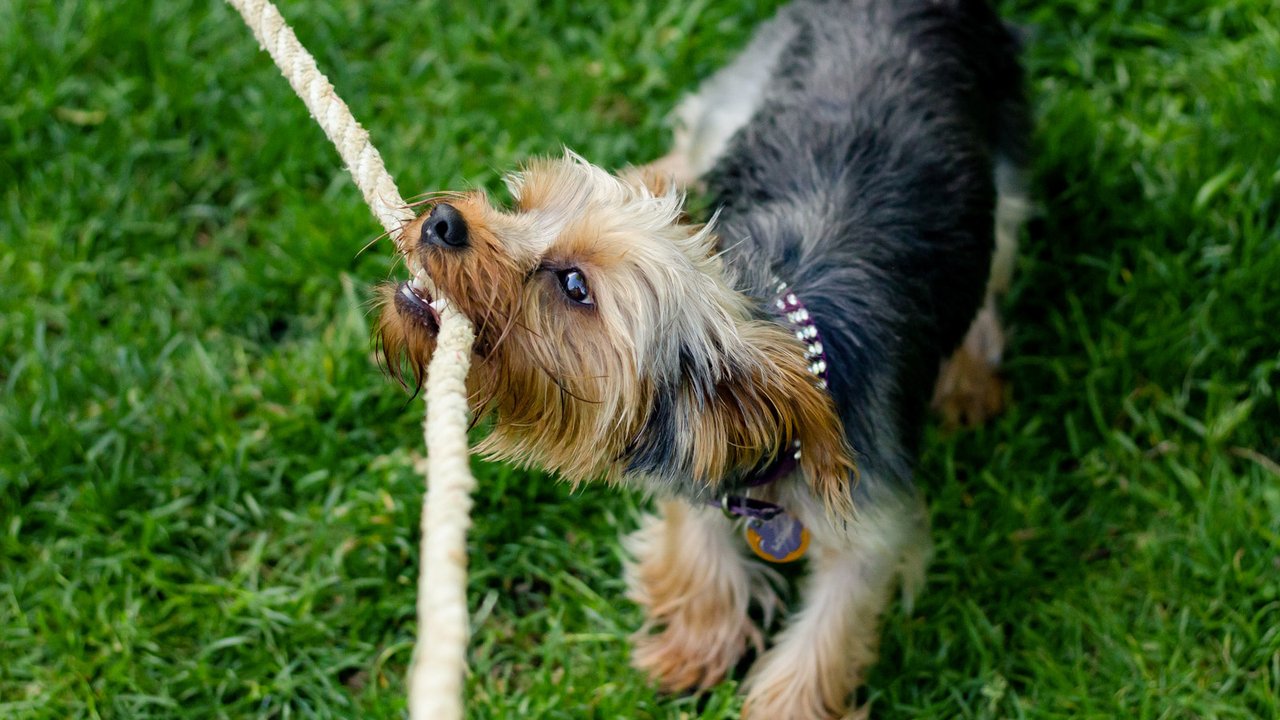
[745, 513, 809, 563]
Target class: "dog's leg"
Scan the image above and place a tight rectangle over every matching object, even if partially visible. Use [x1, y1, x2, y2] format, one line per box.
[932, 158, 1030, 427]
[741, 504, 924, 720]
[625, 500, 782, 692]
[931, 296, 1007, 427]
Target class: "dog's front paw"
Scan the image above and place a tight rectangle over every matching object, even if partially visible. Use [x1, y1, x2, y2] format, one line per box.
[626, 502, 778, 693]
[741, 653, 862, 720]
[630, 598, 762, 692]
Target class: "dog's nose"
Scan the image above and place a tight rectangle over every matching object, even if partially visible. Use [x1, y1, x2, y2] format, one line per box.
[421, 203, 468, 249]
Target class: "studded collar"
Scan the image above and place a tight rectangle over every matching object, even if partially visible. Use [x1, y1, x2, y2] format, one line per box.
[770, 276, 829, 389]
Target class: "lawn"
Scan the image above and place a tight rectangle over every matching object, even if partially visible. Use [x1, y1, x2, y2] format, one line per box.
[2, 0, 1278, 717]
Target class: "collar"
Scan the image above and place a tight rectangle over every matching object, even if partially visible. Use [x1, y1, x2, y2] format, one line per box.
[716, 442, 799, 520]
[710, 276, 830, 521]
[772, 277, 829, 390]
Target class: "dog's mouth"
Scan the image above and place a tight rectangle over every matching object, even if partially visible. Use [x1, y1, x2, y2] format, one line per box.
[394, 272, 444, 333]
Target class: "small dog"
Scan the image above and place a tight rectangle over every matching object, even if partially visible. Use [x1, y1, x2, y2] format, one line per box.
[377, 0, 1029, 716]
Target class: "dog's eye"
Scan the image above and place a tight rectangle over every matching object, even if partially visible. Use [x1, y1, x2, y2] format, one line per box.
[556, 268, 593, 306]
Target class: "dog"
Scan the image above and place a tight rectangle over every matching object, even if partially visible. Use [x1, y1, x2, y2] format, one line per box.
[376, 0, 1029, 716]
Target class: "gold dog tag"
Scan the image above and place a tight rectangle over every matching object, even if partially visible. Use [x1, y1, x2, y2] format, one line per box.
[745, 513, 810, 563]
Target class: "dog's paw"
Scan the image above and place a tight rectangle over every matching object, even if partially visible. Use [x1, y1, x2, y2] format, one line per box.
[625, 502, 778, 693]
[630, 601, 762, 693]
[932, 344, 1007, 428]
[933, 302, 1009, 428]
[623, 152, 704, 196]
[740, 655, 860, 720]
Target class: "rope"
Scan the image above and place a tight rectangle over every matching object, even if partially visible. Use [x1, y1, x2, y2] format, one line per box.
[223, 2, 476, 718]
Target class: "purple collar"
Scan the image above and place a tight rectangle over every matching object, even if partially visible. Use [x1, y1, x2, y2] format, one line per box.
[716, 442, 799, 520]
[711, 277, 829, 521]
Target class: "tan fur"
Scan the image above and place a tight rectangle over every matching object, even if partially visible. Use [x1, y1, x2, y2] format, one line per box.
[625, 501, 782, 691]
[617, 162, 677, 197]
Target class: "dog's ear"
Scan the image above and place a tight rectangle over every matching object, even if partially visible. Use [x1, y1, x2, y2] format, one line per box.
[725, 321, 856, 516]
[627, 321, 856, 517]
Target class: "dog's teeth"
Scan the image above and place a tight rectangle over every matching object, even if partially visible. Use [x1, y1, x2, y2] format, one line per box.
[428, 298, 447, 313]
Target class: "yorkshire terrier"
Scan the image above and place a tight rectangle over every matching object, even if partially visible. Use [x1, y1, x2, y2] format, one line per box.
[377, 0, 1029, 717]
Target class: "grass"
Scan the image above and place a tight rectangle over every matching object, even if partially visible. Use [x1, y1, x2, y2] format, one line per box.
[2, 0, 1278, 717]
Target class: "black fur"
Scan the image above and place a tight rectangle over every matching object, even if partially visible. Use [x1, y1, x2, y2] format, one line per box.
[708, 0, 1028, 496]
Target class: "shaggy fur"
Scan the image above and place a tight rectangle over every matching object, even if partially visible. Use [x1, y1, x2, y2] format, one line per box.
[377, 0, 1029, 716]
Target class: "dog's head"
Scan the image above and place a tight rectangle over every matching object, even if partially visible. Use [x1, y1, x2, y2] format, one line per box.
[377, 152, 852, 509]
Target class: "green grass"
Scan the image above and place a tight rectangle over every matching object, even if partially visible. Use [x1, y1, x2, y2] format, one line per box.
[2, 0, 1278, 717]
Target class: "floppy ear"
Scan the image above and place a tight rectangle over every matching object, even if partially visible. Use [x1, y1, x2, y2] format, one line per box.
[720, 321, 857, 516]
[626, 320, 856, 517]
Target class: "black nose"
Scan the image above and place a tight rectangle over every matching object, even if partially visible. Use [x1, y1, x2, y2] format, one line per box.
[421, 203, 468, 249]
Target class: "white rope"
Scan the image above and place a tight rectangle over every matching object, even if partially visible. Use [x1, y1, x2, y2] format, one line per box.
[223, 2, 476, 718]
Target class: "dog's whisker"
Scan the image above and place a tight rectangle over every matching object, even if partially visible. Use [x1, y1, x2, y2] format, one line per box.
[486, 296, 526, 357]
[358, 227, 394, 258]
[534, 359, 602, 406]
[402, 190, 467, 208]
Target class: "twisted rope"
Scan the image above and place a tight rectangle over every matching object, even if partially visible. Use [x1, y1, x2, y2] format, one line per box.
[224, 2, 476, 718]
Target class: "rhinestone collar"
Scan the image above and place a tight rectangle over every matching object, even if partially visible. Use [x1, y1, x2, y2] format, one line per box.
[771, 276, 829, 389]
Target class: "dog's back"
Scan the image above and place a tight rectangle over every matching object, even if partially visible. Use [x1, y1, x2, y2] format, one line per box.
[698, 0, 1028, 485]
